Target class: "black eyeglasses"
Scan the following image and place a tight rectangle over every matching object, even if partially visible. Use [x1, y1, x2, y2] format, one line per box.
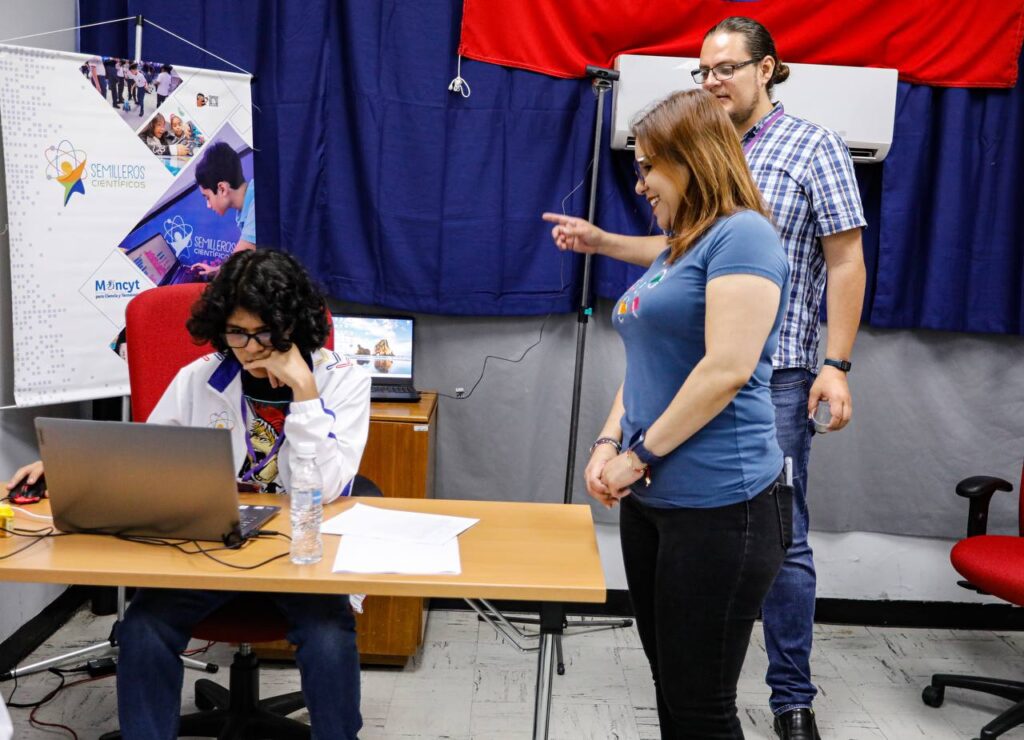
[223, 329, 274, 348]
[632, 155, 655, 186]
[691, 59, 757, 84]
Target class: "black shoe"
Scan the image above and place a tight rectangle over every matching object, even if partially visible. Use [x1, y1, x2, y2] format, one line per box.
[773, 708, 821, 740]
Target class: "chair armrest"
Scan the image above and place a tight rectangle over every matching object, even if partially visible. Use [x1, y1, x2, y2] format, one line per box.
[956, 475, 1013, 537]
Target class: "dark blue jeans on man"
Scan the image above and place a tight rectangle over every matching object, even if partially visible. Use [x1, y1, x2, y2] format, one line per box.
[761, 367, 818, 714]
[115, 588, 361, 739]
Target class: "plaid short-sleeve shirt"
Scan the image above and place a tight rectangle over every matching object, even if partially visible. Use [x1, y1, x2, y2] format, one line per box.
[742, 104, 867, 371]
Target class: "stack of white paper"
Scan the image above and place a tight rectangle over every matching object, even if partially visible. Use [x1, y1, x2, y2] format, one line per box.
[323, 503, 478, 575]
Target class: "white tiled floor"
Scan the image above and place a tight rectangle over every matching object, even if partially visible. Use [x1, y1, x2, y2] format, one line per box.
[5, 607, 1024, 738]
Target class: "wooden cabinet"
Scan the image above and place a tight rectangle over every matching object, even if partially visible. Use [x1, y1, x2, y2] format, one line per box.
[256, 392, 437, 666]
[354, 393, 436, 664]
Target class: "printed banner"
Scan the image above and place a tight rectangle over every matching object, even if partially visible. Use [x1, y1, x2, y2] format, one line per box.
[458, 0, 1024, 88]
[0, 44, 253, 406]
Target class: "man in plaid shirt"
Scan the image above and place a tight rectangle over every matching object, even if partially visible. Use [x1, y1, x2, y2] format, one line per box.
[544, 17, 866, 740]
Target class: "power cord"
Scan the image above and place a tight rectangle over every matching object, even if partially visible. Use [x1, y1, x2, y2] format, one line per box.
[436, 314, 550, 400]
[6, 665, 113, 740]
[112, 531, 292, 570]
[0, 527, 72, 560]
[182, 640, 216, 657]
[437, 160, 591, 402]
[0, 526, 290, 569]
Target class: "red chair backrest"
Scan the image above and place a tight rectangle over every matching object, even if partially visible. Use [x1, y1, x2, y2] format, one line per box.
[125, 284, 210, 422]
[125, 283, 336, 422]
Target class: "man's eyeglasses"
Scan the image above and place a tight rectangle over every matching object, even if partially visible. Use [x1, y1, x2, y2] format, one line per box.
[633, 155, 655, 186]
[691, 59, 757, 84]
[223, 329, 274, 348]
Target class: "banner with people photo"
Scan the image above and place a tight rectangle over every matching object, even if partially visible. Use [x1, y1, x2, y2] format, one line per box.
[0, 44, 253, 406]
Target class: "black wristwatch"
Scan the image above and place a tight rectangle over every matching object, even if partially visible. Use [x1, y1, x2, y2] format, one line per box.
[823, 358, 852, 373]
[627, 429, 664, 466]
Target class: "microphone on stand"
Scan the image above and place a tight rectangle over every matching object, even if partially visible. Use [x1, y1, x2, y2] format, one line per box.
[585, 65, 619, 82]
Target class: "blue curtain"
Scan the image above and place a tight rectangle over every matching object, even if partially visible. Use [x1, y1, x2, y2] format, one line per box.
[80, 1, 1024, 333]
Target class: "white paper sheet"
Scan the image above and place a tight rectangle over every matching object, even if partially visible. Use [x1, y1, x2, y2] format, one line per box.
[332, 535, 461, 575]
[321, 503, 478, 545]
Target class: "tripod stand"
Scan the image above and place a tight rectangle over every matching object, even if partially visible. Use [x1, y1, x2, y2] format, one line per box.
[464, 64, 631, 738]
[0, 587, 217, 682]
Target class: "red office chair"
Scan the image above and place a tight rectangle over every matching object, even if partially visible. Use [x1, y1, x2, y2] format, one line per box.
[100, 283, 319, 739]
[923, 462, 1024, 740]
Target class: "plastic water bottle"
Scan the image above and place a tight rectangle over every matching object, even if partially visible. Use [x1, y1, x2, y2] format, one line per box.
[290, 442, 323, 565]
[811, 399, 832, 435]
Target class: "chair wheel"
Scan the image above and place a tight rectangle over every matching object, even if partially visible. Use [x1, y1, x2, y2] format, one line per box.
[922, 684, 944, 707]
[195, 692, 215, 711]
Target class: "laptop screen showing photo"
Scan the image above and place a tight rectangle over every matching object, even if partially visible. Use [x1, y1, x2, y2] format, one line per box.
[331, 315, 414, 384]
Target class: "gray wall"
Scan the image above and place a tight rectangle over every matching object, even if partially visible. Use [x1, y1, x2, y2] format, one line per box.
[808, 326, 1023, 536]
[0, 0, 80, 643]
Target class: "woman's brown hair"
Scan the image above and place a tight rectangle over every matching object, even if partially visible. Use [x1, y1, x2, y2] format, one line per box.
[631, 89, 768, 264]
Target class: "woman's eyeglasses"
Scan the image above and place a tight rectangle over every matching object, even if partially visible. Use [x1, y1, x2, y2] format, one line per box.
[633, 156, 655, 186]
[690, 59, 757, 84]
[223, 330, 274, 348]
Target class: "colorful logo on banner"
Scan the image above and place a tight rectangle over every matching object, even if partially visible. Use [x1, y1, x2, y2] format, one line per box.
[45, 140, 87, 206]
[163, 215, 194, 255]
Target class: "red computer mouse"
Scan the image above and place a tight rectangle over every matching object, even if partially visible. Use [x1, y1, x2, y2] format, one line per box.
[11, 475, 46, 504]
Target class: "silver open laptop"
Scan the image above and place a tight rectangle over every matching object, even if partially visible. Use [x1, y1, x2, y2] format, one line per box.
[36, 418, 279, 544]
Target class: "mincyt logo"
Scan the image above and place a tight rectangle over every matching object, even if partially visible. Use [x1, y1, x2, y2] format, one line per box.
[45, 140, 87, 206]
[94, 279, 142, 300]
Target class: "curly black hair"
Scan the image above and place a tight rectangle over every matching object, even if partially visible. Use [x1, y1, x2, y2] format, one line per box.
[187, 249, 330, 355]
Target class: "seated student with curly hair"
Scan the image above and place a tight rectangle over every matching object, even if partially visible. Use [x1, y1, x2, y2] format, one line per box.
[7, 249, 370, 739]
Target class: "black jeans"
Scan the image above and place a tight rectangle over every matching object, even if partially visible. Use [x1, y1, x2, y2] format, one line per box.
[620, 480, 792, 739]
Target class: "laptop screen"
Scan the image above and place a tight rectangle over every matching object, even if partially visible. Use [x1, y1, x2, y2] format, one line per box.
[124, 232, 178, 286]
[331, 315, 414, 382]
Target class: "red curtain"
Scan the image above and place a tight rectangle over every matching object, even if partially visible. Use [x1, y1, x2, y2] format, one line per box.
[459, 0, 1024, 88]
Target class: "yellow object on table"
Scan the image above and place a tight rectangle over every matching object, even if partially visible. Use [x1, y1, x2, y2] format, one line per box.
[0, 503, 13, 537]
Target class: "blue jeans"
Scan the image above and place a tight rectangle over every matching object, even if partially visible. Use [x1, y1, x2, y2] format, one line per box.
[762, 368, 817, 714]
[115, 588, 361, 739]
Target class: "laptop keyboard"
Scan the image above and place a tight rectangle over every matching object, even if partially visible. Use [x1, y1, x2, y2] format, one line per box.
[371, 384, 420, 400]
[238, 504, 279, 536]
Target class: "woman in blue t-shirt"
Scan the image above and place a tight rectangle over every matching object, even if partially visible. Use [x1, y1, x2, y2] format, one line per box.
[588, 89, 792, 738]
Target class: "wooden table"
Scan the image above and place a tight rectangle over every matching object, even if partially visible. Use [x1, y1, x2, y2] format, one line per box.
[0, 495, 605, 739]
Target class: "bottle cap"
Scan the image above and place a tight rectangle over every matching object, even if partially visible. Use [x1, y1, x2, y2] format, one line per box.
[294, 442, 316, 458]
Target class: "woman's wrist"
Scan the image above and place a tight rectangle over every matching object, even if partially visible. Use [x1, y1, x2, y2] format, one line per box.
[622, 450, 652, 487]
[627, 429, 666, 465]
[589, 436, 621, 456]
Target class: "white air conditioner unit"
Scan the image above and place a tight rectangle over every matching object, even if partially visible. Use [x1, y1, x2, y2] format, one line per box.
[611, 55, 898, 163]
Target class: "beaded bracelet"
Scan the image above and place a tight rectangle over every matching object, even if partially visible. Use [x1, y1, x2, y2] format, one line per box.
[588, 436, 621, 455]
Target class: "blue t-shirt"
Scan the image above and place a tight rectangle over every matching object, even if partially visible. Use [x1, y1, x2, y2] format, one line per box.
[235, 179, 256, 243]
[615, 210, 790, 508]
